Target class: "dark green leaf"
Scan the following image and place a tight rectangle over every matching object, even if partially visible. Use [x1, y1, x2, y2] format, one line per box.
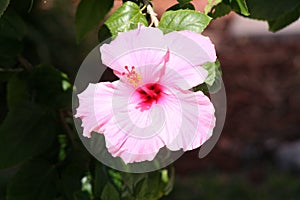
[0, 12, 26, 68]
[208, 0, 249, 18]
[167, 3, 195, 11]
[75, 0, 114, 41]
[177, 0, 192, 4]
[61, 163, 86, 200]
[105, 1, 148, 37]
[29, 65, 72, 109]
[101, 182, 120, 200]
[158, 10, 211, 34]
[94, 163, 109, 198]
[268, 6, 300, 32]
[0, 103, 57, 169]
[231, 0, 249, 16]
[0, 168, 16, 200]
[209, 3, 231, 18]
[74, 191, 90, 200]
[245, 0, 300, 31]
[0, 68, 23, 82]
[7, 160, 58, 200]
[0, 0, 9, 18]
[7, 73, 30, 109]
[98, 24, 112, 43]
[0, 38, 22, 68]
[0, 12, 26, 40]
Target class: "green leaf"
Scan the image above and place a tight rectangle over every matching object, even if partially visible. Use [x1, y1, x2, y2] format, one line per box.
[177, 0, 192, 4]
[0, 168, 15, 200]
[209, 2, 231, 18]
[202, 60, 221, 86]
[0, 68, 23, 82]
[231, 0, 249, 16]
[29, 65, 72, 109]
[93, 163, 109, 198]
[201, 60, 222, 93]
[105, 1, 148, 37]
[205, 0, 222, 14]
[101, 182, 120, 200]
[167, 3, 195, 11]
[0, 38, 22, 68]
[158, 10, 211, 34]
[98, 24, 112, 43]
[75, 0, 114, 41]
[0, 12, 26, 68]
[7, 73, 30, 109]
[74, 191, 90, 200]
[0, 0, 9, 18]
[0, 103, 57, 169]
[7, 160, 58, 200]
[268, 6, 300, 32]
[61, 163, 86, 200]
[245, 0, 300, 31]
[0, 12, 26, 40]
[208, 0, 249, 18]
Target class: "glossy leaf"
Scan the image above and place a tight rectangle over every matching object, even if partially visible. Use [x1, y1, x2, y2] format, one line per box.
[0, 103, 57, 169]
[105, 1, 148, 37]
[158, 10, 211, 34]
[0, 0, 9, 18]
[75, 0, 113, 41]
[7, 160, 58, 200]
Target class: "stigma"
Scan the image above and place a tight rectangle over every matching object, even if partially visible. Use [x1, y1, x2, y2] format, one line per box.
[122, 66, 142, 87]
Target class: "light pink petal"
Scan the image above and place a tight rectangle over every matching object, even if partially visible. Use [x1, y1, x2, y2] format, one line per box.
[75, 81, 132, 138]
[100, 96, 167, 163]
[159, 52, 208, 90]
[99, 84, 182, 164]
[100, 26, 167, 77]
[164, 30, 217, 65]
[165, 90, 216, 151]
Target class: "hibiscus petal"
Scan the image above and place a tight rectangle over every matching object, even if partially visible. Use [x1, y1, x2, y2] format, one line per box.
[158, 30, 217, 90]
[101, 101, 167, 163]
[164, 30, 217, 65]
[75, 81, 120, 138]
[100, 26, 167, 76]
[162, 90, 215, 151]
[159, 53, 208, 90]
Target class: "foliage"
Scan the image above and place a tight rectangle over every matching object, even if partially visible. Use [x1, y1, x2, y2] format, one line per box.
[0, 0, 299, 199]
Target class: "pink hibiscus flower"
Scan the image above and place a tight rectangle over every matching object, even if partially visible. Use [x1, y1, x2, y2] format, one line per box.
[75, 26, 217, 164]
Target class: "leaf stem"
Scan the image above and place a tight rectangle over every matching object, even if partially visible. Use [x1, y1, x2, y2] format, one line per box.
[18, 55, 33, 71]
[58, 109, 76, 147]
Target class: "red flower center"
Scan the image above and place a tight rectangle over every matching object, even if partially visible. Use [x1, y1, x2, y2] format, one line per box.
[136, 83, 163, 111]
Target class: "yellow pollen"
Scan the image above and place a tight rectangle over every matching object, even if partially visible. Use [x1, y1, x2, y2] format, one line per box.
[123, 66, 142, 87]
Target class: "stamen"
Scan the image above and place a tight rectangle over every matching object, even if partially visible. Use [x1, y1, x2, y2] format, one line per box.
[122, 65, 142, 87]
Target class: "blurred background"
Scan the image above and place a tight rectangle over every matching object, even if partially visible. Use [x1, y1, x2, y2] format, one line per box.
[0, 0, 300, 199]
[162, 4, 300, 200]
